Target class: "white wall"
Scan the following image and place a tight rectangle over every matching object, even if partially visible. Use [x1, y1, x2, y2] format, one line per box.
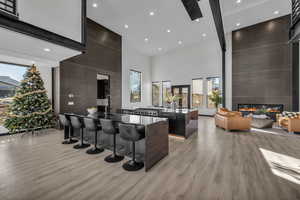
[151, 39, 222, 115]
[122, 40, 152, 108]
[225, 32, 233, 110]
[18, 0, 82, 42]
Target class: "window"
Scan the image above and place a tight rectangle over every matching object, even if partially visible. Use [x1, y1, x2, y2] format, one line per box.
[152, 82, 161, 107]
[192, 79, 204, 108]
[162, 81, 171, 107]
[0, 62, 27, 125]
[207, 77, 221, 108]
[0, 0, 17, 16]
[152, 81, 172, 107]
[130, 70, 141, 103]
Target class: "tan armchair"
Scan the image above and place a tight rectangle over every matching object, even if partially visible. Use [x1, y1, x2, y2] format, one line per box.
[215, 108, 252, 131]
[277, 112, 300, 133]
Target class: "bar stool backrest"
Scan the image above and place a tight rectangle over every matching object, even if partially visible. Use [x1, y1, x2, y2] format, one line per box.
[59, 114, 69, 127]
[70, 116, 83, 129]
[84, 118, 97, 131]
[100, 119, 115, 135]
[119, 124, 141, 142]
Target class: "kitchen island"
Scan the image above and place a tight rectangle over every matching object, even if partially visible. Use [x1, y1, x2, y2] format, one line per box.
[120, 108, 198, 138]
[65, 113, 169, 172]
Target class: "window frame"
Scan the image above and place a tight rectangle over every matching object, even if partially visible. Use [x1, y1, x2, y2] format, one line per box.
[192, 78, 204, 109]
[206, 76, 221, 109]
[129, 69, 142, 103]
[152, 81, 162, 107]
[162, 80, 171, 107]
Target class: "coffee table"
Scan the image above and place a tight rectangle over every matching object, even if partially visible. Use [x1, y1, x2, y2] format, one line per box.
[251, 118, 273, 129]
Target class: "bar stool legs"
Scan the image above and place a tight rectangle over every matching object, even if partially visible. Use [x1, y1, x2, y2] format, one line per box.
[73, 128, 90, 149]
[104, 133, 124, 163]
[122, 141, 144, 171]
[62, 126, 78, 144]
[86, 130, 104, 154]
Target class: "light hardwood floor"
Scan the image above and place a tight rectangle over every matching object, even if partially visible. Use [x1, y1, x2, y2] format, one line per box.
[0, 117, 299, 200]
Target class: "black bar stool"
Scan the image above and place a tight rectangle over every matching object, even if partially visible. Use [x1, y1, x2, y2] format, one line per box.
[84, 117, 104, 154]
[70, 116, 90, 149]
[59, 114, 78, 144]
[119, 124, 145, 171]
[101, 119, 124, 163]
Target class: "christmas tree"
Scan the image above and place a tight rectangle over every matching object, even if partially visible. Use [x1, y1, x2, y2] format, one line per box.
[4, 65, 55, 133]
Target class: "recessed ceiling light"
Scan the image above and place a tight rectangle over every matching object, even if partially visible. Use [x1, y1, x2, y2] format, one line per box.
[167, 29, 171, 33]
[178, 41, 183, 45]
[124, 24, 129, 29]
[274, 10, 279, 15]
[195, 18, 200, 22]
[31, 61, 35, 64]
[158, 47, 162, 51]
[92, 3, 98, 8]
[236, 0, 242, 4]
[236, 23, 241, 27]
[44, 48, 51, 52]
[149, 11, 155, 16]
[202, 33, 207, 37]
[144, 38, 149, 42]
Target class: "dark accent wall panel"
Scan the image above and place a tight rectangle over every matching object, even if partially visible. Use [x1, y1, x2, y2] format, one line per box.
[232, 15, 292, 111]
[59, 19, 121, 114]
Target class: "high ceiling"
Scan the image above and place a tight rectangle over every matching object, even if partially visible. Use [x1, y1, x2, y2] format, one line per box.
[221, 0, 291, 33]
[87, 0, 218, 56]
[87, 0, 291, 56]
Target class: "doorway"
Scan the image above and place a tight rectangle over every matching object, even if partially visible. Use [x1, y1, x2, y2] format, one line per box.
[171, 85, 191, 109]
[97, 74, 110, 113]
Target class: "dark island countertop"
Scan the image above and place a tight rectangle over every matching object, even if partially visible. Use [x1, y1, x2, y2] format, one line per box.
[119, 108, 198, 138]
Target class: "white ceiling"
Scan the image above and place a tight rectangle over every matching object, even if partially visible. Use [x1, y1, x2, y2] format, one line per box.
[87, 0, 291, 56]
[0, 27, 81, 67]
[87, 0, 218, 56]
[221, 0, 291, 33]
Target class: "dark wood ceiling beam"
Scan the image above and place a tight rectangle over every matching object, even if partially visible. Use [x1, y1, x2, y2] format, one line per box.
[209, 0, 226, 107]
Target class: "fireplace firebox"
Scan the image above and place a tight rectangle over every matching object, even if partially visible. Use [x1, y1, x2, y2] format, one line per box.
[238, 104, 284, 121]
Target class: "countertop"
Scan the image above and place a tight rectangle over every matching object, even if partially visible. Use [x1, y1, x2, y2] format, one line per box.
[66, 112, 168, 126]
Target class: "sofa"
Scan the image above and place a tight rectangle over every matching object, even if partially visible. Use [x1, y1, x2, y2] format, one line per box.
[215, 108, 252, 131]
[277, 112, 300, 133]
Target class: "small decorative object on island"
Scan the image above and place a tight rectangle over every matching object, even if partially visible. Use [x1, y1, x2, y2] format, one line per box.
[208, 89, 222, 109]
[87, 107, 97, 115]
[165, 94, 180, 110]
[4, 65, 55, 133]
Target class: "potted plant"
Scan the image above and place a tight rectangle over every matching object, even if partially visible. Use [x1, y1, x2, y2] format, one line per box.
[208, 89, 222, 110]
[165, 94, 181, 110]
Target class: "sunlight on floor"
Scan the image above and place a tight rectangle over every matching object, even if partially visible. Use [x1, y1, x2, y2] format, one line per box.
[260, 148, 300, 185]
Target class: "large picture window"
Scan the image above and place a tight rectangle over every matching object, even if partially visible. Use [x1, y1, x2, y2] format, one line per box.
[0, 62, 27, 125]
[130, 70, 141, 103]
[192, 79, 204, 108]
[207, 77, 221, 108]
